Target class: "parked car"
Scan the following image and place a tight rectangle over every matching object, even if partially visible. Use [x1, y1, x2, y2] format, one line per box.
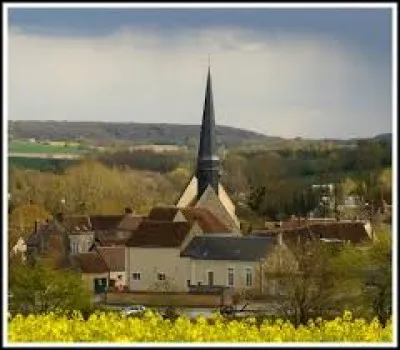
[120, 305, 146, 316]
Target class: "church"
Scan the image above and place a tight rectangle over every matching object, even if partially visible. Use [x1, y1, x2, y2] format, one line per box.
[176, 66, 241, 233]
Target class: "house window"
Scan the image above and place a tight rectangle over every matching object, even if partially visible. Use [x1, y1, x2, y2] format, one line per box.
[71, 242, 79, 254]
[157, 273, 166, 281]
[245, 268, 253, 287]
[227, 268, 234, 287]
[132, 273, 141, 280]
[207, 271, 214, 286]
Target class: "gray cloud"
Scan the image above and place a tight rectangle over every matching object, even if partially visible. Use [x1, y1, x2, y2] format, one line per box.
[8, 26, 391, 139]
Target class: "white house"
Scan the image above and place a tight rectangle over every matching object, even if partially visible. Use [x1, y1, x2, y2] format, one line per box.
[125, 220, 203, 292]
[180, 234, 289, 294]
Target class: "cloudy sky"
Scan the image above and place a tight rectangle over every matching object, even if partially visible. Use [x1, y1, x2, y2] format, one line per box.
[7, 6, 393, 139]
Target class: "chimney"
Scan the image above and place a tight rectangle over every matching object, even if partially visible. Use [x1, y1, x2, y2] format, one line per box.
[56, 212, 64, 223]
[125, 207, 133, 214]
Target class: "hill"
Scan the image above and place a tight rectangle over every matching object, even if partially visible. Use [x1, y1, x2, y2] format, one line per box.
[8, 120, 279, 148]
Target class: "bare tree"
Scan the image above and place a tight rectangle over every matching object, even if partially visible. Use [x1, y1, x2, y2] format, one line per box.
[264, 240, 338, 326]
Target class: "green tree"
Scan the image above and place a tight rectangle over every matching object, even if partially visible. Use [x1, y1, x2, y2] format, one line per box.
[362, 226, 392, 324]
[9, 259, 92, 315]
[330, 225, 392, 324]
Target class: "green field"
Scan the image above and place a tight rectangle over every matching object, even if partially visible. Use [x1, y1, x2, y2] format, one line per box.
[9, 140, 87, 154]
[9, 156, 80, 172]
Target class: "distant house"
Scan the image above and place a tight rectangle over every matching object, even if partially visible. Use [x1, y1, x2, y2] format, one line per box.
[96, 246, 126, 290]
[125, 220, 202, 292]
[25, 210, 142, 265]
[180, 235, 291, 294]
[70, 252, 109, 294]
[251, 220, 373, 246]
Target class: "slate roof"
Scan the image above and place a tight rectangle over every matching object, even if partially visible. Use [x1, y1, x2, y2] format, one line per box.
[181, 207, 230, 233]
[180, 235, 275, 261]
[97, 247, 125, 271]
[198, 67, 218, 163]
[70, 252, 109, 274]
[126, 221, 193, 247]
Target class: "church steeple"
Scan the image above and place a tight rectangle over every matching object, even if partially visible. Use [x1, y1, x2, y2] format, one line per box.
[196, 66, 221, 199]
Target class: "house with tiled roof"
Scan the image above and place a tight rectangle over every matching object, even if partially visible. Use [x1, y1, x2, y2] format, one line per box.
[96, 246, 126, 291]
[70, 245, 127, 294]
[251, 220, 373, 247]
[125, 220, 202, 292]
[25, 209, 142, 264]
[181, 235, 285, 293]
[70, 252, 109, 294]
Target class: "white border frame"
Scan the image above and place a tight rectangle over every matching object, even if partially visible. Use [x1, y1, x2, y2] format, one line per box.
[2, 2, 397, 348]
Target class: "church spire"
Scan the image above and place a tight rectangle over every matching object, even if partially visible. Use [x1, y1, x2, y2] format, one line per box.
[196, 65, 220, 199]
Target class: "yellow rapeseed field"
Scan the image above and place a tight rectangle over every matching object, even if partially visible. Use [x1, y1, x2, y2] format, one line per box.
[8, 310, 392, 343]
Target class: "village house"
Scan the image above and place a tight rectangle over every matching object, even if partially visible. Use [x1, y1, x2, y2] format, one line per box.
[251, 220, 374, 246]
[70, 252, 109, 294]
[125, 220, 203, 292]
[180, 234, 294, 295]
[95, 246, 126, 290]
[25, 208, 143, 265]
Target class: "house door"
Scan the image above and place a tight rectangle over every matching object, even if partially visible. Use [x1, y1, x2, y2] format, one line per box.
[207, 271, 214, 286]
[94, 278, 107, 294]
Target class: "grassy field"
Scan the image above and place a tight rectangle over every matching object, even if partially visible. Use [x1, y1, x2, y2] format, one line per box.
[9, 156, 80, 172]
[9, 140, 87, 154]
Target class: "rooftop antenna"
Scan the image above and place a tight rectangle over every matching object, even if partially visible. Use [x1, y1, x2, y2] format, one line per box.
[208, 54, 211, 69]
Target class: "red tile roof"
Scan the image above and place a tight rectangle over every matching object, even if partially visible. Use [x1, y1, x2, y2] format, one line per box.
[181, 207, 230, 233]
[146, 206, 231, 233]
[253, 221, 371, 245]
[95, 230, 133, 246]
[62, 215, 91, 232]
[96, 247, 125, 271]
[147, 206, 180, 221]
[89, 215, 125, 231]
[306, 222, 371, 243]
[126, 221, 193, 247]
[71, 252, 109, 273]
[117, 215, 144, 231]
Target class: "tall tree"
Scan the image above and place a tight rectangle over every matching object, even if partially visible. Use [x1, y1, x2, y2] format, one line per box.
[9, 259, 92, 315]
